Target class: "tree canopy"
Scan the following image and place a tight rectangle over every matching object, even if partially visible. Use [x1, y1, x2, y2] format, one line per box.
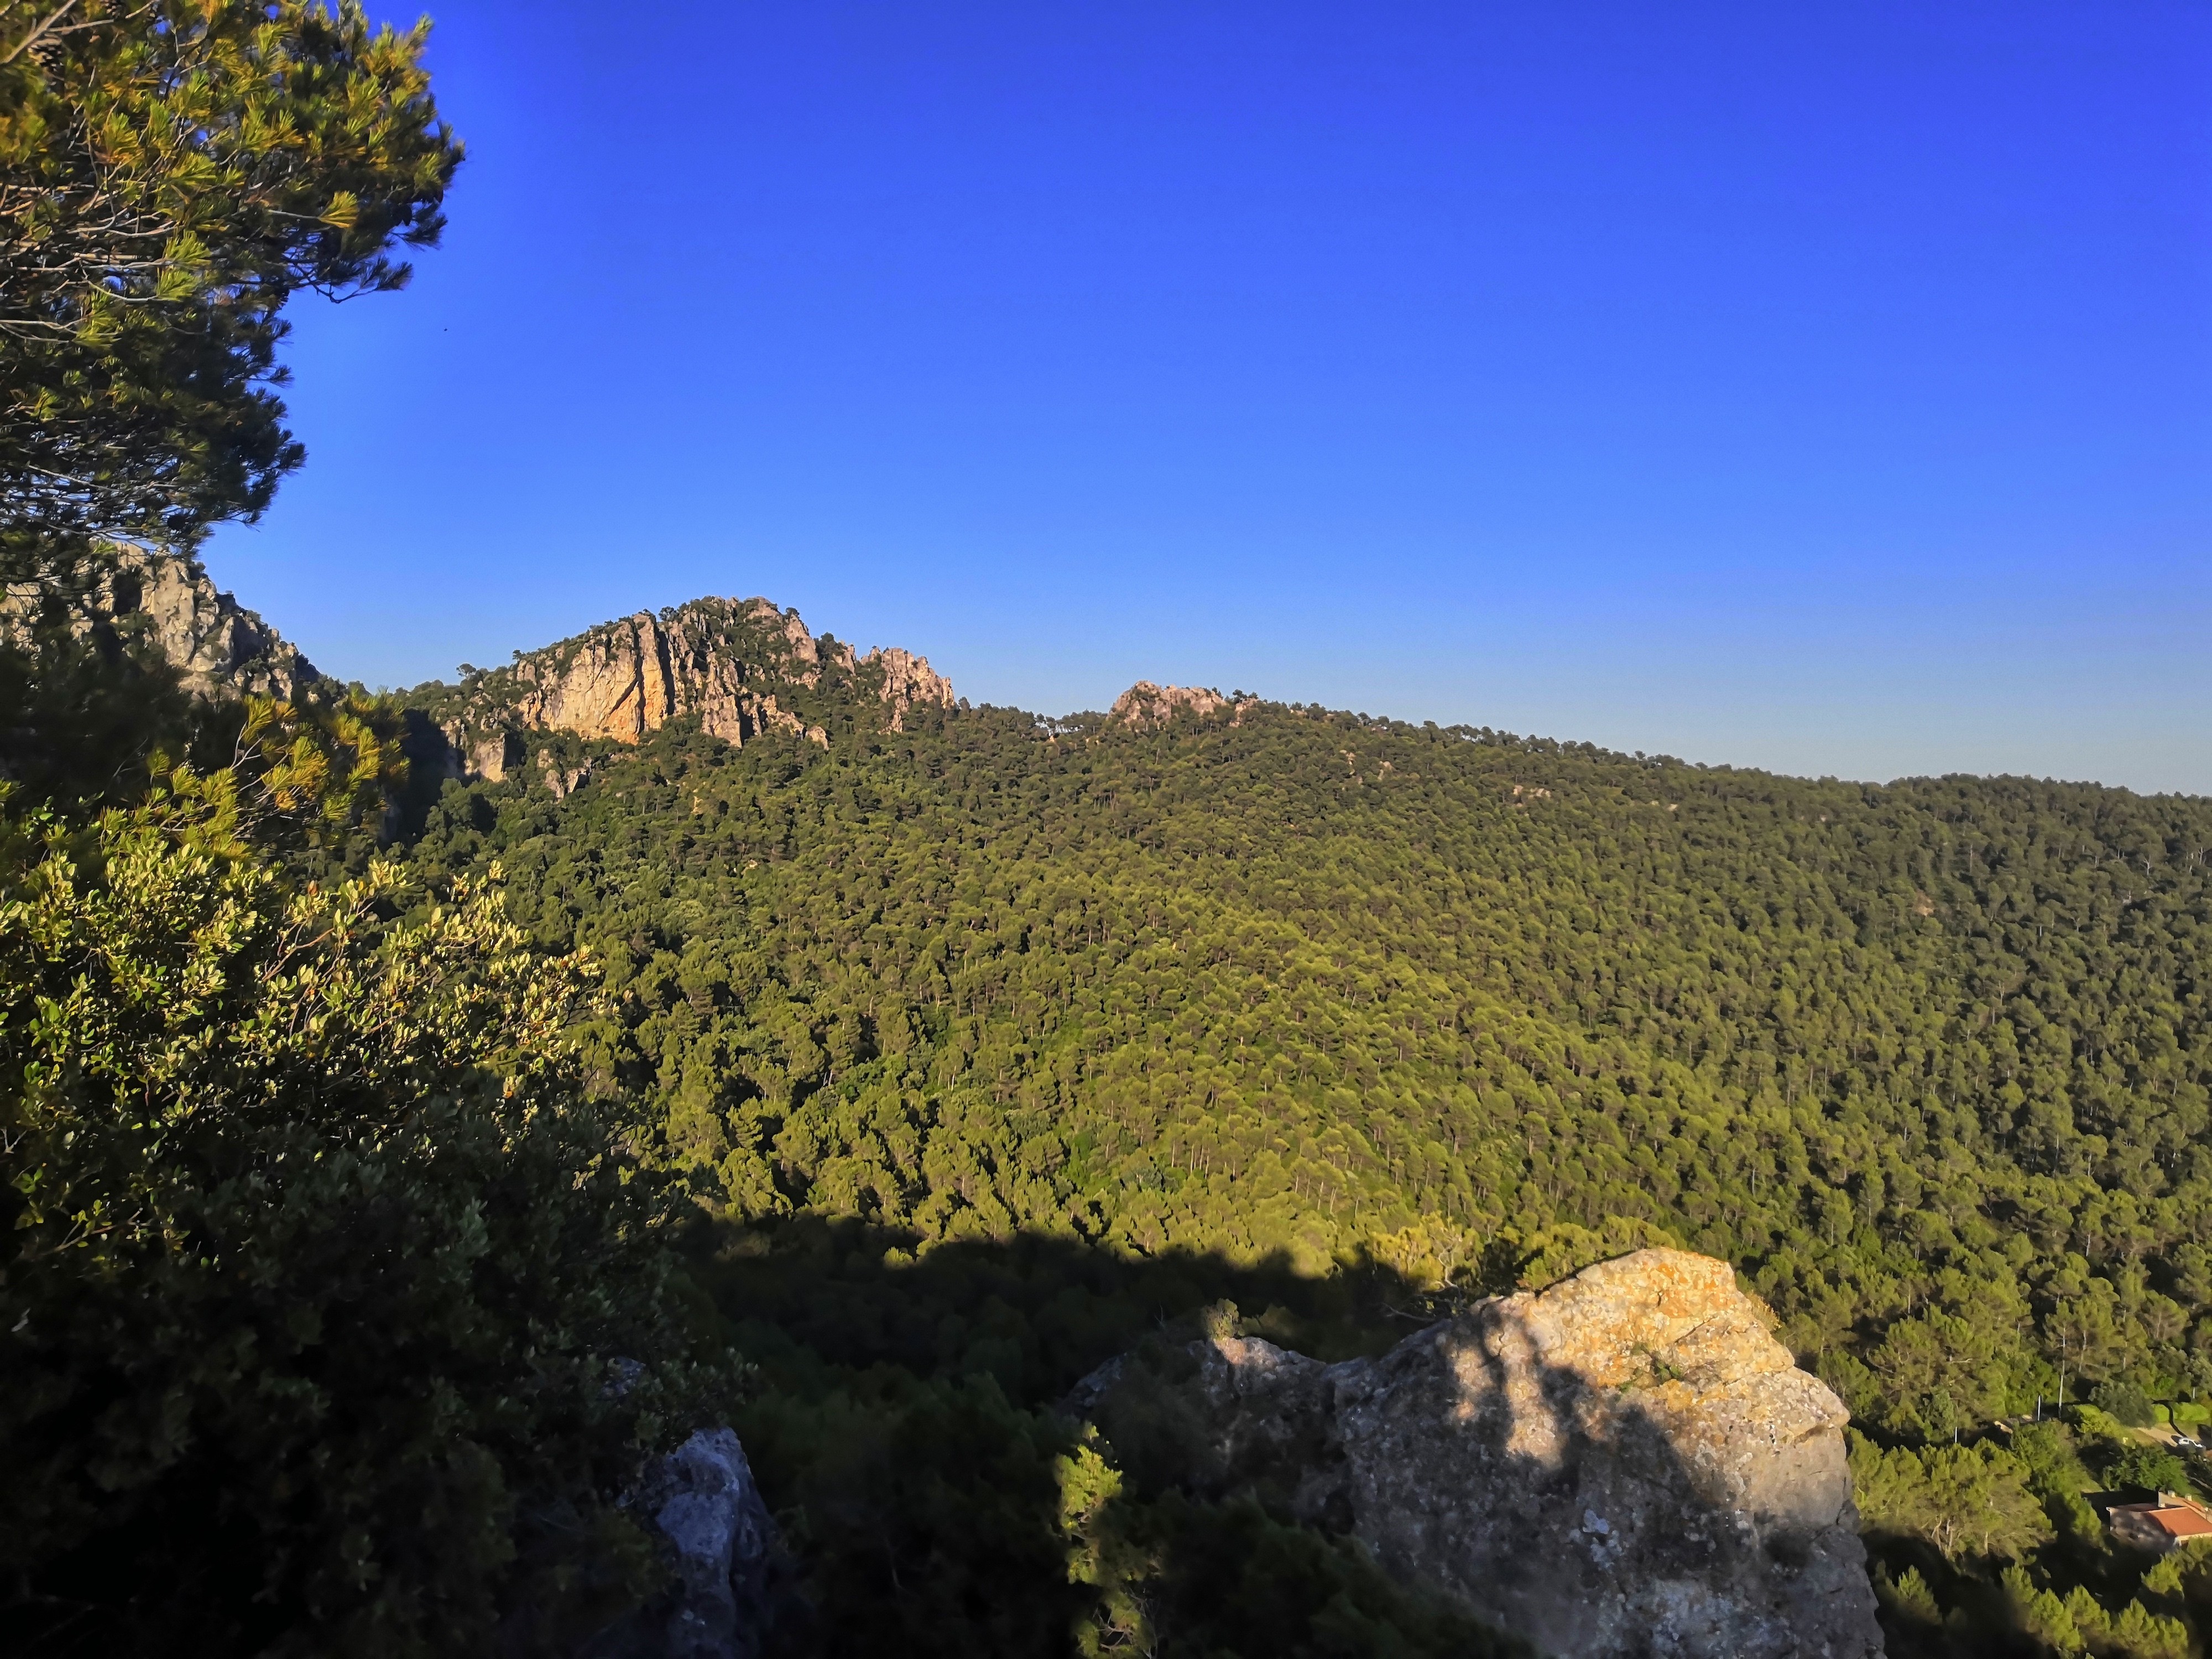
[0, 780, 719, 1652]
[1, 0, 458, 572]
[384, 665, 2212, 1654]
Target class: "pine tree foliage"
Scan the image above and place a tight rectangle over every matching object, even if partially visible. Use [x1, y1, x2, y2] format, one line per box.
[0, 0, 460, 570]
[404, 696, 2212, 1407]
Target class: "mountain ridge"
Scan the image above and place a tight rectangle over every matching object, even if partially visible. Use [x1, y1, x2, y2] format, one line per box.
[62, 549, 2201, 801]
[20, 552, 2212, 1651]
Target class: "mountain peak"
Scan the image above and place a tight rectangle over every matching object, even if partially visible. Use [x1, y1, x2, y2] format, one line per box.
[1109, 680, 1249, 729]
[417, 595, 953, 781]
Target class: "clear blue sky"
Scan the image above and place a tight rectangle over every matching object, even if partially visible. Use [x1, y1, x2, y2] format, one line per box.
[203, 1, 2211, 792]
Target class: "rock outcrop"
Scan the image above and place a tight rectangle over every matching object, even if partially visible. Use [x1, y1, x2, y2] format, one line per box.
[868, 645, 957, 732]
[425, 597, 953, 781]
[2, 546, 320, 700]
[587, 1427, 792, 1659]
[1108, 680, 1247, 729]
[1072, 1249, 1883, 1659]
[9, 557, 953, 787]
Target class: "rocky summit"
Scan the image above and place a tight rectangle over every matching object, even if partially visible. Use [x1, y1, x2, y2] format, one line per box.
[1071, 1248, 1884, 1659]
[1106, 679, 1248, 728]
[416, 596, 954, 781]
[22, 556, 961, 783]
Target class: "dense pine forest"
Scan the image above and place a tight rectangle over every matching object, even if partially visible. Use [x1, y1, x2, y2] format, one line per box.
[380, 654, 2212, 1655]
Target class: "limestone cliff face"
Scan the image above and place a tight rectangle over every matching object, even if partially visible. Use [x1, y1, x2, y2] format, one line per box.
[868, 646, 957, 732]
[426, 597, 953, 781]
[1072, 1249, 1883, 1659]
[2, 547, 320, 700]
[462, 603, 815, 753]
[1108, 680, 1248, 729]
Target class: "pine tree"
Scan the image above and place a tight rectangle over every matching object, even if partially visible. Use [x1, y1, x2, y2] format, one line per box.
[1, 0, 461, 578]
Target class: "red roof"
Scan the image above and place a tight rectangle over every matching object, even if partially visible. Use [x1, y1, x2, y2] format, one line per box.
[2111, 1500, 2212, 1542]
[2151, 1507, 2212, 1540]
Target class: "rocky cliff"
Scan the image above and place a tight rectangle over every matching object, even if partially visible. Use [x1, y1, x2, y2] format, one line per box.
[2, 546, 321, 700]
[1070, 1249, 1884, 1659]
[419, 597, 954, 782]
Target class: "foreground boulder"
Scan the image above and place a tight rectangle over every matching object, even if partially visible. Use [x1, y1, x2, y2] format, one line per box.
[587, 1427, 789, 1659]
[1072, 1248, 1884, 1659]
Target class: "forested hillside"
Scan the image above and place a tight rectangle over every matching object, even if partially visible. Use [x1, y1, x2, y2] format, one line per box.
[387, 635, 2212, 1653]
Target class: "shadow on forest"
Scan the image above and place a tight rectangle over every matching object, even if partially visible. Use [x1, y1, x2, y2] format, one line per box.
[685, 1217, 1543, 1656]
[684, 1219, 1879, 1658]
[684, 1212, 1504, 1411]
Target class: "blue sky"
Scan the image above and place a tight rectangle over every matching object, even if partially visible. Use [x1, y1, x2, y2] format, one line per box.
[203, 1, 2211, 792]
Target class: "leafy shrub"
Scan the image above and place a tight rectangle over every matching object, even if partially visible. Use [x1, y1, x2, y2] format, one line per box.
[2008, 1422, 2104, 1546]
[2068, 1404, 2129, 1440]
[0, 795, 723, 1655]
[1082, 1490, 1531, 1658]
[2109, 1443, 2193, 1500]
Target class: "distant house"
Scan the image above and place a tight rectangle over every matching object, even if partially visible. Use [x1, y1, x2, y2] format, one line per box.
[2108, 1493, 2212, 1553]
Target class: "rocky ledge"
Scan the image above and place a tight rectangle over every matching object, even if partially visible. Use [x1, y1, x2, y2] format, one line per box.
[1070, 1248, 1884, 1659]
[583, 1427, 794, 1659]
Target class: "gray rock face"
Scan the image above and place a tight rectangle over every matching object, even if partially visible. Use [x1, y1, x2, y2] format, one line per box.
[578, 1426, 788, 1659]
[617, 1428, 782, 1659]
[3, 546, 319, 700]
[111, 552, 321, 699]
[1077, 1249, 1884, 1659]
